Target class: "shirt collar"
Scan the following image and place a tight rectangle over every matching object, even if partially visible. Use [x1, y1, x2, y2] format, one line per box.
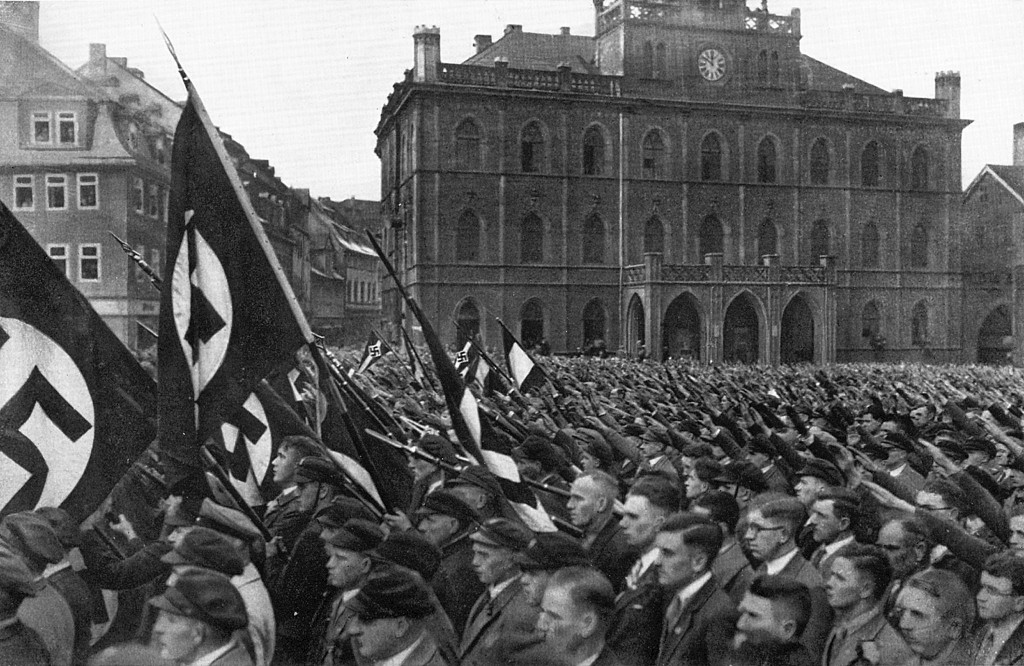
[635, 546, 661, 580]
[836, 604, 883, 633]
[43, 558, 71, 578]
[764, 547, 800, 575]
[822, 534, 856, 560]
[376, 633, 425, 666]
[674, 571, 713, 608]
[187, 637, 238, 666]
[489, 575, 518, 600]
[888, 463, 907, 477]
[232, 562, 260, 587]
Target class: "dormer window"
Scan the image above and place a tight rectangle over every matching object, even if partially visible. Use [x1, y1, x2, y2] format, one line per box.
[32, 112, 51, 143]
[128, 123, 140, 152]
[58, 112, 77, 145]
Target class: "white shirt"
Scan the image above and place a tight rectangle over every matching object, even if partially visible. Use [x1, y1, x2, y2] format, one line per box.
[764, 547, 800, 575]
[188, 637, 240, 666]
[888, 463, 907, 477]
[821, 534, 855, 562]
[627, 547, 661, 588]
[573, 652, 601, 666]
[488, 575, 518, 601]
[672, 571, 713, 610]
[376, 634, 425, 666]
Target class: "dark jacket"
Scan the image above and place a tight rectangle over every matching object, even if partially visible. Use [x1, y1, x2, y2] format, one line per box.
[968, 617, 1024, 666]
[656, 575, 735, 666]
[748, 552, 834, 660]
[608, 561, 666, 666]
[0, 619, 49, 666]
[587, 517, 640, 595]
[459, 576, 544, 666]
[433, 531, 485, 637]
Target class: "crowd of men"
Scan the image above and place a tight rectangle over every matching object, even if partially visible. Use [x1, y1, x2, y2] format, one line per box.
[6, 356, 1024, 665]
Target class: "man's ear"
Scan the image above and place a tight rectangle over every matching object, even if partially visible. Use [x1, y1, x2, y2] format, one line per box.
[779, 617, 797, 642]
[595, 495, 608, 513]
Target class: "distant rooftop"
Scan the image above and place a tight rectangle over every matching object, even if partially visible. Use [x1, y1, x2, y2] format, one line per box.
[463, 25, 597, 74]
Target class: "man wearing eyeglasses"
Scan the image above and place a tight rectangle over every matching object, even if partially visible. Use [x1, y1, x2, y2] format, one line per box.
[739, 496, 833, 659]
[971, 552, 1024, 665]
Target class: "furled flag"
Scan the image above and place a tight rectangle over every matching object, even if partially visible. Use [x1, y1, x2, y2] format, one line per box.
[158, 76, 310, 492]
[355, 330, 392, 375]
[399, 326, 436, 392]
[499, 319, 546, 393]
[366, 233, 555, 531]
[0, 201, 156, 521]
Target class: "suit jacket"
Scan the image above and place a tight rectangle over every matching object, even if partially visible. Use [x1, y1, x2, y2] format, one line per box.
[821, 605, 912, 666]
[969, 617, 1024, 666]
[593, 645, 627, 666]
[587, 517, 640, 595]
[657, 575, 736, 666]
[18, 582, 75, 666]
[608, 563, 666, 666]
[434, 532, 484, 636]
[891, 464, 926, 496]
[386, 631, 449, 666]
[0, 620, 49, 666]
[712, 542, 752, 604]
[205, 639, 256, 666]
[459, 576, 544, 666]
[46, 564, 93, 664]
[751, 552, 834, 660]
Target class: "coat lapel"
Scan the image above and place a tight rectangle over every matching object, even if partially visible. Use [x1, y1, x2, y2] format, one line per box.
[460, 578, 522, 655]
[659, 577, 716, 664]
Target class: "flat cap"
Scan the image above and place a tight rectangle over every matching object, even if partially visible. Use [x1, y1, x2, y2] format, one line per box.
[414, 489, 480, 527]
[322, 519, 385, 553]
[294, 456, 343, 486]
[370, 531, 442, 580]
[881, 432, 917, 454]
[0, 511, 64, 565]
[0, 542, 42, 596]
[448, 465, 503, 499]
[516, 532, 590, 571]
[797, 458, 845, 488]
[315, 497, 378, 529]
[197, 499, 261, 543]
[348, 566, 435, 621]
[149, 566, 248, 631]
[963, 437, 996, 459]
[34, 507, 81, 549]
[470, 518, 532, 552]
[418, 435, 459, 466]
[161, 526, 245, 577]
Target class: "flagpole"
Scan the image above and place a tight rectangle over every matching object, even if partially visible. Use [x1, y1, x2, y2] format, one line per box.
[451, 319, 517, 389]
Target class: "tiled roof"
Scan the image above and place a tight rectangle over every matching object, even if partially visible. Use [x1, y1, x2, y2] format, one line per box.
[801, 55, 887, 94]
[463, 29, 597, 73]
[989, 165, 1024, 201]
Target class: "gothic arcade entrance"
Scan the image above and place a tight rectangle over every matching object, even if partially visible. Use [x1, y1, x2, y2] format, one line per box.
[978, 305, 1012, 365]
[781, 295, 814, 364]
[723, 293, 759, 363]
[662, 294, 701, 361]
[627, 295, 645, 355]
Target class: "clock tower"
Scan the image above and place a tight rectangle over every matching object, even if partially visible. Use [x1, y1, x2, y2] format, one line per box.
[593, 0, 802, 99]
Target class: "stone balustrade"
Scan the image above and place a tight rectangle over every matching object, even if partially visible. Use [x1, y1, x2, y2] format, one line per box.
[625, 254, 834, 285]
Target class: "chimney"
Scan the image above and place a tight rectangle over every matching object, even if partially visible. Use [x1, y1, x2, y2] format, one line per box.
[1014, 122, 1024, 167]
[504, 24, 522, 35]
[89, 43, 107, 70]
[413, 25, 440, 82]
[934, 71, 961, 120]
[560, 27, 571, 35]
[0, 1, 39, 42]
[473, 34, 492, 54]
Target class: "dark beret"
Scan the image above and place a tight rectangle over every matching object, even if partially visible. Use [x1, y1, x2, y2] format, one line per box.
[797, 458, 845, 487]
[197, 499, 261, 543]
[33, 507, 81, 549]
[470, 518, 532, 552]
[692, 457, 725, 483]
[348, 565, 435, 621]
[0, 542, 42, 596]
[418, 434, 460, 466]
[161, 526, 245, 577]
[149, 566, 248, 631]
[414, 489, 480, 527]
[962, 437, 996, 459]
[315, 497, 379, 529]
[295, 456, 343, 486]
[370, 531, 442, 580]
[623, 424, 645, 438]
[322, 519, 385, 553]
[448, 465, 502, 499]
[0, 512, 63, 565]
[516, 532, 590, 571]
[881, 432, 917, 454]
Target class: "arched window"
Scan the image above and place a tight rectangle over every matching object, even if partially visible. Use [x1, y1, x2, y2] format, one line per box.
[911, 145, 929, 190]
[643, 216, 664, 255]
[582, 214, 605, 264]
[911, 301, 929, 347]
[642, 41, 654, 78]
[699, 215, 723, 258]
[700, 133, 722, 181]
[861, 141, 880, 187]
[810, 220, 830, 261]
[769, 51, 780, 85]
[582, 299, 606, 346]
[455, 211, 481, 261]
[654, 43, 667, 79]
[861, 301, 881, 344]
[520, 122, 544, 173]
[520, 299, 544, 349]
[582, 126, 605, 176]
[642, 130, 665, 178]
[810, 138, 829, 185]
[861, 220, 880, 268]
[757, 218, 777, 259]
[521, 213, 543, 263]
[756, 50, 768, 83]
[910, 222, 928, 268]
[757, 136, 777, 184]
[455, 118, 481, 170]
[455, 299, 481, 347]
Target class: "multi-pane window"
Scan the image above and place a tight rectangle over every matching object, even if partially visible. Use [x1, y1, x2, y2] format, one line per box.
[521, 213, 544, 263]
[757, 137, 777, 183]
[582, 126, 605, 176]
[47, 245, 69, 277]
[642, 130, 665, 178]
[699, 215, 723, 258]
[757, 219, 777, 259]
[13, 175, 34, 210]
[132, 178, 144, 214]
[910, 223, 929, 268]
[32, 112, 51, 143]
[810, 220, 830, 261]
[701, 133, 722, 181]
[77, 173, 98, 209]
[46, 174, 67, 210]
[861, 141, 881, 187]
[521, 122, 544, 173]
[911, 301, 929, 347]
[455, 119, 481, 170]
[147, 184, 159, 217]
[643, 216, 664, 255]
[455, 211, 481, 262]
[58, 112, 77, 145]
[79, 244, 100, 282]
[582, 214, 605, 264]
[910, 146, 929, 190]
[810, 138, 829, 185]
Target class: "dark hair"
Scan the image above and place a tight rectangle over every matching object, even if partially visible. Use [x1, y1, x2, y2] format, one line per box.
[758, 497, 807, 539]
[886, 515, 932, 550]
[920, 478, 966, 515]
[693, 491, 740, 533]
[834, 543, 892, 601]
[814, 489, 861, 531]
[692, 458, 725, 484]
[628, 474, 680, 514]
[547, 566, 616, 630]
[660, 512, 723, 567]
[903, 568, 975, 634]
[280, 435, 321, 460]
[983, 551, 1024, 596]
[679, 443, 714, 459]
[746, 574, 812, 638]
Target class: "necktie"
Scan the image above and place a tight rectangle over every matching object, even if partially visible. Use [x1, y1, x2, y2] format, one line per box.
[977, 626, 998, 666]
[661, 595, 684, 647]
[824, 626, 846, 665]
[811, 546, 826, 570]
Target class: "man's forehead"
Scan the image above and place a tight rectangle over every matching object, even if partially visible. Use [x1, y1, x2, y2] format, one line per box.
[897, 586, 938, 613]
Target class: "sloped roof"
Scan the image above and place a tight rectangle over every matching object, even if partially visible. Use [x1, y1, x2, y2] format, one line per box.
[0, 23, 105, 100]
[801, 55, 887, 94]
[965, 165, 1024, 207]
[463, 29, 597, 73]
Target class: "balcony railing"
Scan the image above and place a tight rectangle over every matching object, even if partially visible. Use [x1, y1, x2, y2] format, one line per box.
[625, 261, 832, 286]
[800, 90, 949, 118]
[438, 63, 621, 96]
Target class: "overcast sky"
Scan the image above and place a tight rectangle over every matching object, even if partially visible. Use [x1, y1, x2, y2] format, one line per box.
[39, 0, 1024, 202]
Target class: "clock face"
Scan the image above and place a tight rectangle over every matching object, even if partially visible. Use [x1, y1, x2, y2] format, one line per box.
[698, 48, 727, 81]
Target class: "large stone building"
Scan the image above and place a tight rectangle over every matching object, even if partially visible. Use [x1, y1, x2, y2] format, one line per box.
[959, 123, 1024, 365]
[376, 0, 969, 363]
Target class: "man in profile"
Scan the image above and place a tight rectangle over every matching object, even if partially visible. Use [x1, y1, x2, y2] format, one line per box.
[892, 568, 974, 665]
[567, 470, 636, 592]
[728, 574, 815, 666]
[538, 566, 623, 666]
